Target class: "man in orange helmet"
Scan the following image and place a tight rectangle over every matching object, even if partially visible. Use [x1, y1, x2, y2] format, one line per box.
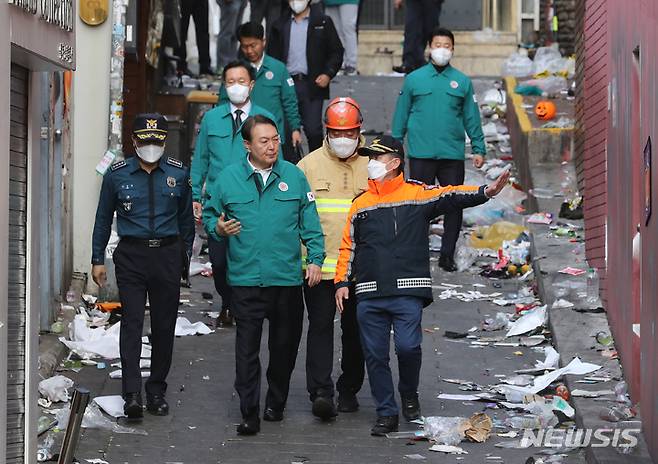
[297, 97, 368, 420]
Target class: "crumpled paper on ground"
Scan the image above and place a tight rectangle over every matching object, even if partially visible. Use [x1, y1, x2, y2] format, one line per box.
[93, 395, 126, 418]
[175, 317, 213, 336]
[464, 413, 493, 443]
[60, 320, 121, 359]
[506, 305, 547, 337]
[38, 375, 74, 402]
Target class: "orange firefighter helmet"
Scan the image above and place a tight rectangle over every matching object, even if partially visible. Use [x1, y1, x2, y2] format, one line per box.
[324, 97, 363, 130]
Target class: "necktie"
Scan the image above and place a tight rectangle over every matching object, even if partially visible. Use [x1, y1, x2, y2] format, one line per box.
[233, 109, 243, 133]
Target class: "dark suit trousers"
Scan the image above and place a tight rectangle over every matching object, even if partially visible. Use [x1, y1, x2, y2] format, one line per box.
[177, 0, 211, 70]
[409, 158, 465, 260]
[207, 237, 232, 310]
[402, 0, 442, 69]
[231, 286, 304, 419]
[113, 240, 182, 397]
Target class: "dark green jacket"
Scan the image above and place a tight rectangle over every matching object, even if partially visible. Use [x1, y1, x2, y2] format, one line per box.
[392, 63, 486, 160]
[202, 156, 325, 287]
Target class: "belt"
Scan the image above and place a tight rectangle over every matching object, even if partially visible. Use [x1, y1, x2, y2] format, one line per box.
[121, 236, 179, 248]
[290, 73, 307, 81]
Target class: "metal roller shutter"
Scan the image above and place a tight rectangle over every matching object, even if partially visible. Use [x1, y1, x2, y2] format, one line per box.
[7, 63, 28, 464]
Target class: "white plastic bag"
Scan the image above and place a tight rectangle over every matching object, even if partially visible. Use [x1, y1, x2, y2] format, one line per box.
[501, 53, 533, 77]
[55, 402, 147, 435]
[423, 416, 469, 446]
[38, 375, 74, 402]
[532, 46, 563, 75]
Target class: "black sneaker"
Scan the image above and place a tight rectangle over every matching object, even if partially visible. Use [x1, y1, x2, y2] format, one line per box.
[312, 396, 337, 421]
[371, 415, 399, 436]
[337, 394, 359, 413]
[401, 394, 421, 422]
[237, 416, 260, 435]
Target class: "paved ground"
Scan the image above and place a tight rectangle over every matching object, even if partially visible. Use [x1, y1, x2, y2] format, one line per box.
[54, 77, 589, 463]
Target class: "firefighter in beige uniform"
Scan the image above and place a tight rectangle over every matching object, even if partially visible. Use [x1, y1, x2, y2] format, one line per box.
[297, 97, 368, 419]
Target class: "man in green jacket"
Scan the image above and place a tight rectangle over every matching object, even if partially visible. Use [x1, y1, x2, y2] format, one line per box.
[192, 60, 277, 327]
[202, 114, 325, 436]
[218, 22, 303, 155]
[392, 27, 486, 273]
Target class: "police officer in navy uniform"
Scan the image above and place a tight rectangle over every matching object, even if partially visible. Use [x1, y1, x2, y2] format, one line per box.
[91, 113, 195, 419]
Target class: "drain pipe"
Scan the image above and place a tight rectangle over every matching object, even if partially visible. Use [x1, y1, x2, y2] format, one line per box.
[57, 387, 91, 464]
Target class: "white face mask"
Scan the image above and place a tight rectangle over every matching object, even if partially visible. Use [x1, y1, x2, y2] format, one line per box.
[328, 137, 359, 159]
[430, 47, 453, 66]
[226, 84, 251, 105]
[289, 0, 309, 14]
[367, 159, 393, 180]
[135, 144, 165, 164]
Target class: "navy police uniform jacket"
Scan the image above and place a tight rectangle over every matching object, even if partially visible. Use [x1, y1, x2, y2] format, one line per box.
[91, 156, 195, 265]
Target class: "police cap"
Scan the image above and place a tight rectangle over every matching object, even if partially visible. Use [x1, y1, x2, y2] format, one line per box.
[358, 135, 405, 159]
[132, 113, 168, 143]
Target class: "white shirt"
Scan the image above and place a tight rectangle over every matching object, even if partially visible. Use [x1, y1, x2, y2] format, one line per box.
[252, 56, 265, 72]
[247, 155, 273, 184]
[230, 101, 252, 126]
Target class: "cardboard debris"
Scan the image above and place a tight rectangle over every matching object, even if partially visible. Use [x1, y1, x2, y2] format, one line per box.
[465, 413, 493, 443]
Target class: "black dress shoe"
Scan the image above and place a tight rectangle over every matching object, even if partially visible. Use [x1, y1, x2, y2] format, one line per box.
[263, 407, 284, 422]
[218, 308, 234, 327]
[237, 417, 260, 435]
[146, 394, 169, 416]
[439, 256, 458, 272]
[123, 393, 143, 419]
[312, 396, 337, 421]
[337, 394, 359, 413]
[392, 64, 414, 74]
[401, 394, 421, 422]
[371, 415, 399, 436]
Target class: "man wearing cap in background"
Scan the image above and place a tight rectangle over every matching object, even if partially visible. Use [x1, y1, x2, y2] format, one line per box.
[91, 113, 195, 419]
[203, 114, 325, 435]
[218, 22, 304, 162]
[334, 136, 509, 435]
[192, 60, 277, 327]
[297, 97, 368, 420]
[392, 27, 486, 273]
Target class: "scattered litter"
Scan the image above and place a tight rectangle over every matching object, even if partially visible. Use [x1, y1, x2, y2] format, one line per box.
[189, 261, 213, 276]
[93, 395, 126, 418]
[60, 319, 121, 359]
[497, 431, 518, 438]
[86, 458, 110, 463]
[465, 413, 493, 443]
[526, 212, 553, 224]
[428, 444, 468, 454]
[552, 299, 574, 309]
[535, 346, 560, 369]
[599, 404, 636, 422]
[595, 331, 613, 347]
[404, 454, 427, 460]
[175, 317, 213, 336]
[506, 306, 547, 337]
[423, 416, 468, 445]
[38, 398, 52, 408]
[482, 312, 512, 331]
[495, 439, 530, 449]
[558, 267, 586, 276]
[55, 402, 147, 435]
[444, 330, 469, 339]
[38, 375, 74, 402]
[437, 393, 487, 401]
[109, 370, 150, 379]
[470, 222, 527, 250]
[501, 374, 535, 387]
[570, 389, 614, 398]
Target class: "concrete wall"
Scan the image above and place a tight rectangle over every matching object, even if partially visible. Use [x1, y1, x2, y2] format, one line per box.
[71, 9, 113, 285]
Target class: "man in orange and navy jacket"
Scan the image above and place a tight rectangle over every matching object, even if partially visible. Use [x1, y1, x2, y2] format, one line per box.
[334, 135, 510, 436]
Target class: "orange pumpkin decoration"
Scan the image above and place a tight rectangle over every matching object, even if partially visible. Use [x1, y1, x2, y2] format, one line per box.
[534, 100, 557, 121]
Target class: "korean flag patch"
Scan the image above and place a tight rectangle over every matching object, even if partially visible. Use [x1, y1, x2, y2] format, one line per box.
[287, 78, 295, 87]
[307, 191, 316, 202]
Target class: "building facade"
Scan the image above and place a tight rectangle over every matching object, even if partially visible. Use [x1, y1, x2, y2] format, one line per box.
[0, 1, 75, 462]
[576, 0, 658, 459]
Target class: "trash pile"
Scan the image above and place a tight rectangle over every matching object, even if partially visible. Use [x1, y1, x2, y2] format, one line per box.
[37, 289, 215, 461]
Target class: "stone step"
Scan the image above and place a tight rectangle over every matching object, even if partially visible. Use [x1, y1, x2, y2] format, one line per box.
[357, 29, 518, 76]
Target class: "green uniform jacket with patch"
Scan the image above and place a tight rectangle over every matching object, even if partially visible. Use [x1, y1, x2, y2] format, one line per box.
[191, 102, 276, 202]
[202, 156, 325, 287]
[391, 63, 486, 160]
[218, 55, 302, 138]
